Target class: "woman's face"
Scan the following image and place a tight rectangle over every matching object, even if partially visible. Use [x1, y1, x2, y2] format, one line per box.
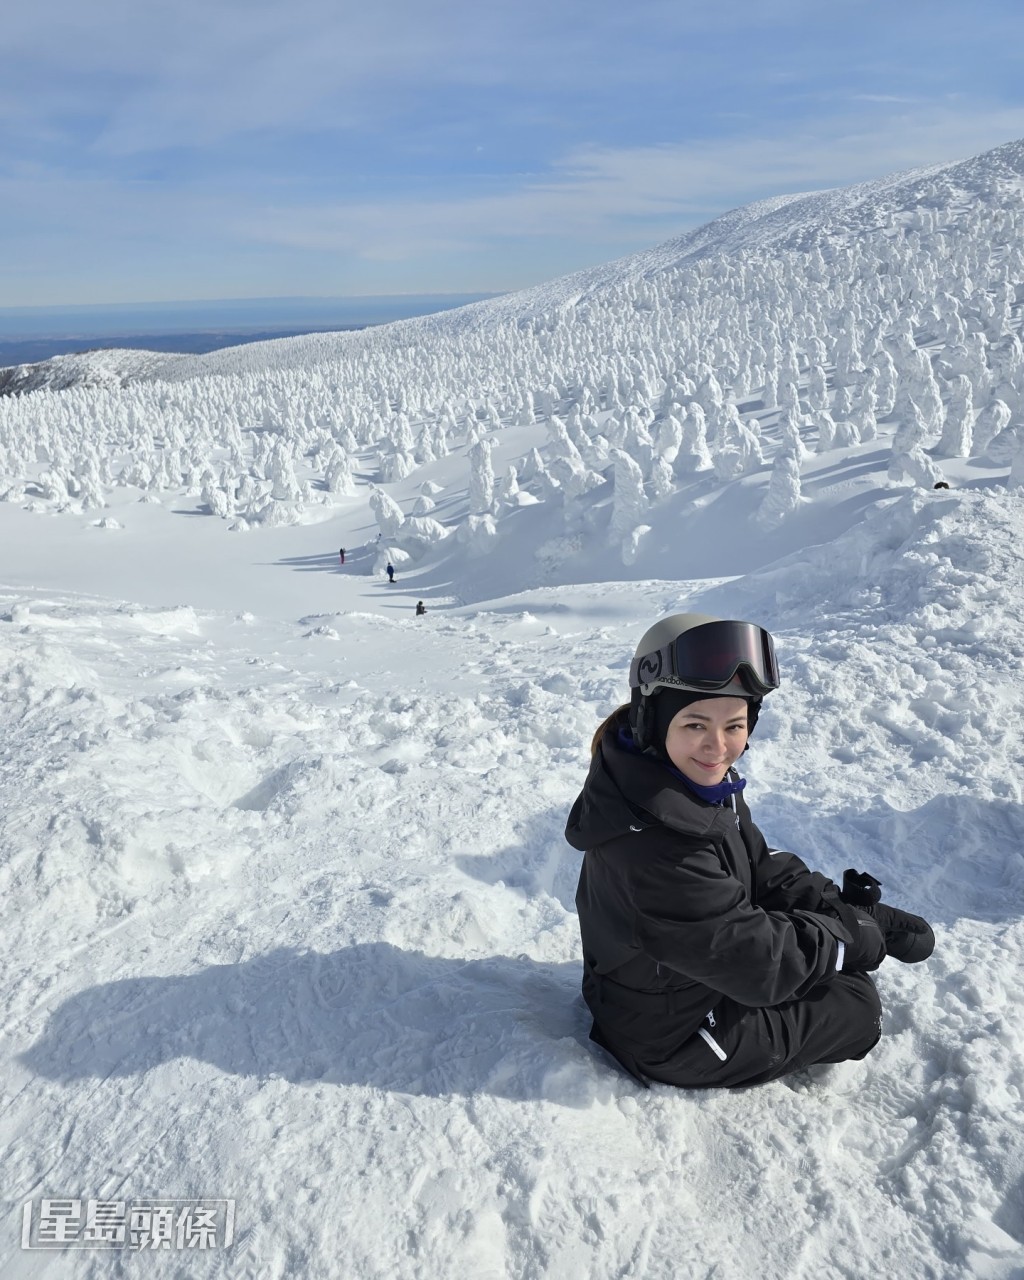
[664, 696, 750, 787]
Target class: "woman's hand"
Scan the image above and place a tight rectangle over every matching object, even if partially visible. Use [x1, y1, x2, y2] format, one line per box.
[858, 902, 935, 963]
[840, 867, 935, 963]
[828, 898, 887, 972]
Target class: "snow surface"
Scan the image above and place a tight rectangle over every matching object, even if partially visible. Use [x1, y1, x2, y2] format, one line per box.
[4, 137, 1024, 1279]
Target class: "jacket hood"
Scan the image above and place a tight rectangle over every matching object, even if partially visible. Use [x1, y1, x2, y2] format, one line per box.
[565, 729, 739, 852]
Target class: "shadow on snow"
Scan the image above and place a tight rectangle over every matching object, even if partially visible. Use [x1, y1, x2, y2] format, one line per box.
[20, 944, 607, 1106]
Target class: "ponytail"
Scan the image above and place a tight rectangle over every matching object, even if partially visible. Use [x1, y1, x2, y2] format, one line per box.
[591, 703, 631, 758]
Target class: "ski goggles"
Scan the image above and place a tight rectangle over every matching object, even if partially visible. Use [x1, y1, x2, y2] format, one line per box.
[629, 620, 780, 696]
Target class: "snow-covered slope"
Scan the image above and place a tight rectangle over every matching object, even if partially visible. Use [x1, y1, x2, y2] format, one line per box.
[3, 484, 1024, 1278]
[2, 137, 1022, 592]
[3, 136, 1024, 1278]
[5, 136, 1024, 395]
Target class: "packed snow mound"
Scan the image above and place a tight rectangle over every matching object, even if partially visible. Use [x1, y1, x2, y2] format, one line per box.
[706, 485, 1024, 632]
[698, 484, 1024, 818]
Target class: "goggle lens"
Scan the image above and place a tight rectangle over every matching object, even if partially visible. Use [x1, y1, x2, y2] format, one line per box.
[672, 621, 779, 693]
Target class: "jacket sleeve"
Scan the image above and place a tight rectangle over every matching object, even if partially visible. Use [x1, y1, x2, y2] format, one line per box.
[628, 837, 851, 1008]
[740, 804, 838, 914]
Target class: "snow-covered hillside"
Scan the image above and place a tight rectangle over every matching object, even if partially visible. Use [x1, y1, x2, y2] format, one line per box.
[3, 137, 1024, 1278]
[2, 136, 1024, 597]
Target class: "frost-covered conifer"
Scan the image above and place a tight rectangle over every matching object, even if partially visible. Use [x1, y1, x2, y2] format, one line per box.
[779, 381, 801, 415]
[888, 446, 944, 488]
[648, 455, 675, 500]
[588, 434, 612, 468]
[985, 423, 1024, 466]
[38, 470, 70, 505]
[202, 480, 231, 518]
[414, 426, 437, 465]
[778, 409, 809, 462]
[973, 397, 1012, 455]
[609, 450, 648, 548]
[78, 470, 107, 511]
[390, 414, 415, 454]
[935, 375, 974, 457]
[814, 411, 838, 453]
[672, 408, 712, 475]
[468, 439, 495, 513]
[834, 327, 864, 387]
[806, 365, 829, 412]
[761, 368, 779, 411]
[833, 385, 854, 420]
[494, 465, 520, 506]
[547, 416, 584, 467]
[270, 452, 302, 502]
[869, 351, 898, 418]
[403, 515, 450, 548]
[754, 450, 802, 529]
[518, 447, 545, 484]
[655, 414, 683, 462]
[734, 418, 765, 473]
[833, 418, 861, 448]
[369, 487, 406, 538]
[891, 399, 930, 457]
[380, 451, 415, 482]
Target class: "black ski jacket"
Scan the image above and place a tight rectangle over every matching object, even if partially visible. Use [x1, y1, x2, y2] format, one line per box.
[565, 728, 852, 1081]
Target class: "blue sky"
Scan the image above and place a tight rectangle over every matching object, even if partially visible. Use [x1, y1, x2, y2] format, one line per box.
[3, 0, 1024, 307]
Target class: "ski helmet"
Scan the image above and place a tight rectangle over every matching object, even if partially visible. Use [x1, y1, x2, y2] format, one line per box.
[627, 612, 779, 753]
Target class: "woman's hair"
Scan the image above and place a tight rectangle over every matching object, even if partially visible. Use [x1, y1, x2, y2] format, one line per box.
[591, 703, 631, 757]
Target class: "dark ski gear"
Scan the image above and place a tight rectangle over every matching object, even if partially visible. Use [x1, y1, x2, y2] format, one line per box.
[840, 868, 883, 906]
[859, 901, 934, 963]
[818, 895, 886, 972]
[566, 727, 882, 1088]
[840, 868, 934, 962]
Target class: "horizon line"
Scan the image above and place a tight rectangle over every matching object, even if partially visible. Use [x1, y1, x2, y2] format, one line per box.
[0, 291, 504, 317]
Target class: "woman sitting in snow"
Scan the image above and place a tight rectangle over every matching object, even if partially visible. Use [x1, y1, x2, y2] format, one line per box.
[565, 612, 934, 1088]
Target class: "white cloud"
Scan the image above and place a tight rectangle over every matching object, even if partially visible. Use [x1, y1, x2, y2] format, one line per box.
[5, 76, 1024, 302]
[4, 0, 750, 155]
[232, 106, 1024, 261]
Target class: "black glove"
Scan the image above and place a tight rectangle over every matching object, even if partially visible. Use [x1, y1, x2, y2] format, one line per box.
[841, 868, 883, 906]
[822, 895, 886, 972]
[859, 902, 934, 963]
[840, 868, 935, 964]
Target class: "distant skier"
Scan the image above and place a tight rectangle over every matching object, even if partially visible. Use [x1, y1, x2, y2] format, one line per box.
[415, 601, 426, 616]
[339, 547, 346, 565]
[565, 611, 934, 1089]
[386, 562, 395, 583]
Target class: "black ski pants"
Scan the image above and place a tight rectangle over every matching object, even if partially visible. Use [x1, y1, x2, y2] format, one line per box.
[642, 972, 882, 1089]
